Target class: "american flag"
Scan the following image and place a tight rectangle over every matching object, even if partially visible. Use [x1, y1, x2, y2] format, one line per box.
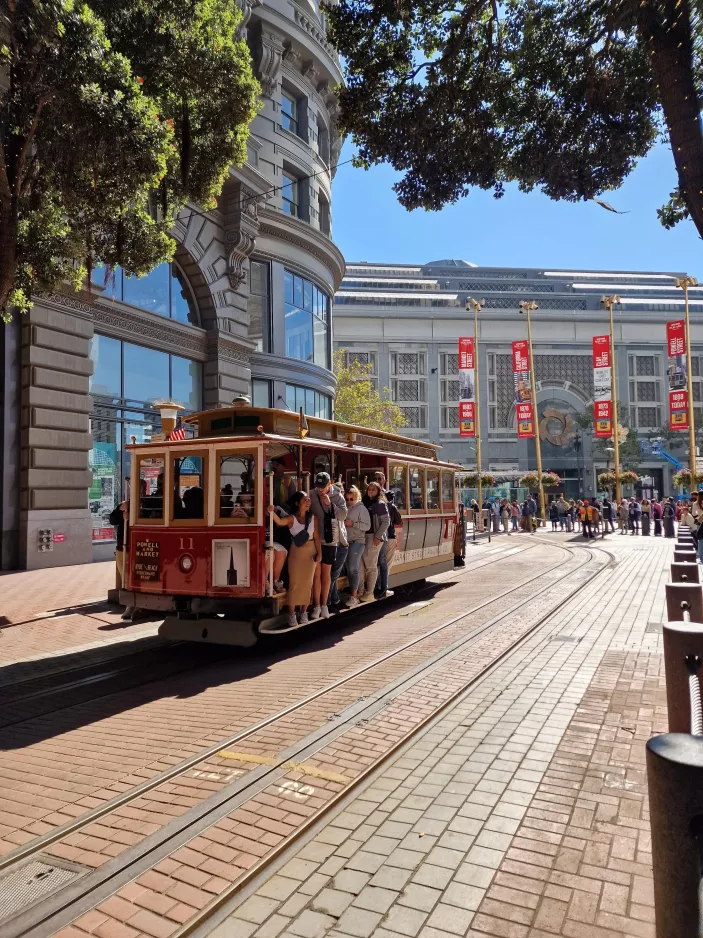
[169, 420, 186, 441]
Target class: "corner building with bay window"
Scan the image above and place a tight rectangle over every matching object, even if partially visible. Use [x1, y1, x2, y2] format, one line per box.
[0, 0, 344, 570]
[334, 260, 703, 501]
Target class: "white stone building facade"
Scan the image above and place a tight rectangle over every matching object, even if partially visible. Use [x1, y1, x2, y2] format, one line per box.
[0, 0, 345, 570]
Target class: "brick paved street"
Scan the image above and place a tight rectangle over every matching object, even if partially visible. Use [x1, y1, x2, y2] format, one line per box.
[195, 533, 669, 938]
[0, 532, 675, 938]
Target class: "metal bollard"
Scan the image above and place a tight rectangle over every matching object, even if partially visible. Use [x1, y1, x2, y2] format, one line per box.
[665, 583, 703, 622]
[647, 734, 703, 937]
[674, 549, 698, 563]
[671, 562, 702, 584]
[662, 621, 703, 731]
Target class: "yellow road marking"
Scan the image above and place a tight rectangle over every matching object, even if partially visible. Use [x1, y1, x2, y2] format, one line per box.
[217, 750, 349, 785]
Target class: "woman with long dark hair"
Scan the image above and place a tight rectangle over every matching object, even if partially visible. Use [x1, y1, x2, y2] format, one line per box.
[359, 481, 390, 601]
[268, 491, 320, 627]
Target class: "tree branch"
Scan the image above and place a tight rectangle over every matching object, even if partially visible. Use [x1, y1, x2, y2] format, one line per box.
[0, 140, 12, 205]
[16, 95, 48, 194]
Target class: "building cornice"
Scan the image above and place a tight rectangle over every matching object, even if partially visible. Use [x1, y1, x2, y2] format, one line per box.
[259, 208, 345, 288]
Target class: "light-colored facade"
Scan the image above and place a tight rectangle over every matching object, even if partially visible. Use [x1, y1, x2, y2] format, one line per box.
[0, 0, 345, 570]
[334, 260, 703, 500]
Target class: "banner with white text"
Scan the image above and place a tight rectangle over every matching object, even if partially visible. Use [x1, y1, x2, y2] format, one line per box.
[667, 320, 688, 431]
[592, 335, 613, 439]
[512, 340, 535, 439]
[458, 337, 476, 437]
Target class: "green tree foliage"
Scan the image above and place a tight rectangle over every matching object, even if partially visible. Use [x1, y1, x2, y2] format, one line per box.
[0, 0, 259, 321]
[333, 349, 407, 433]
[326, 0, 703, 240]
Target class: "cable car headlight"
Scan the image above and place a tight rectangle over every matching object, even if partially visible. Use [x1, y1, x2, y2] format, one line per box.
[179, 554, 195, 574]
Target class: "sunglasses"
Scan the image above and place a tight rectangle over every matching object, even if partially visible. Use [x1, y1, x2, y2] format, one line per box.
[345, 495, 355, 501]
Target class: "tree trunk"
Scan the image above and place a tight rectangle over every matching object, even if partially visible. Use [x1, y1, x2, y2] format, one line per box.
[0, 199, 18, 320]
[638, 0, 703, 243]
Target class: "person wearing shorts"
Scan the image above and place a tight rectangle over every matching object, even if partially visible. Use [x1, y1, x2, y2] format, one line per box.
[309, 472, 347, 619]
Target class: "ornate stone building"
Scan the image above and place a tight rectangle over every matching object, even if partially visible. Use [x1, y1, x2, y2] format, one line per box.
[334, 261, 703, 500]
[0, 0, 344, 570]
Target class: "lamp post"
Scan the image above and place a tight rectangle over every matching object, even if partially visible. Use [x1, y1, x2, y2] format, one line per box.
[467, 297, 484, 525]
[519, 300, 545, 526]
[601, 295, 622, 504]
[675, 276, 698, 481]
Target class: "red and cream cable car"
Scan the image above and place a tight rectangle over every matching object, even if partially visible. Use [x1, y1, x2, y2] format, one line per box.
[120, 402, 463, 645]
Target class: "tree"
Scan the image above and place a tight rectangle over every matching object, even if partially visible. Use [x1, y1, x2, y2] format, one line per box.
[333, 349, 407, 432]
[325, 0, 703, 242]
[0, 0, 259, 321]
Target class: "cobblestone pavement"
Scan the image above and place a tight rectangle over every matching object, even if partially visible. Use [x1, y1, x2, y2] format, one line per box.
[0, 542, 557, 859]
[0, 560, 158, 666]
[190, 534, 669, 938]
[0, 532, 672, 938]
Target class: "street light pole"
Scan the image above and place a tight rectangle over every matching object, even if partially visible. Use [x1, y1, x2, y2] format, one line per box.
[519, 300, 545, 526]
[675, 276, 698, 480]
[467, 298, 484, 522]
[602, 295, 622, 504]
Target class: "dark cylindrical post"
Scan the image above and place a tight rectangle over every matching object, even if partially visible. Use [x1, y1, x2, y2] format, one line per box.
[672, 563, 702, 584]
[647, 734, 703, 937]
[675, 549, 698, 564]
[666, 583, 703, 622]
[663, 622, 703, 731]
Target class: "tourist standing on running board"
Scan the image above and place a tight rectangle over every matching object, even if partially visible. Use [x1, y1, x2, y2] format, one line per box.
[268, 492, 320, 629]
[309, 472, 347, 620]
[341, 486, 370, 608]
[359, 481, 389, 601]
[376, 490, 401, 598]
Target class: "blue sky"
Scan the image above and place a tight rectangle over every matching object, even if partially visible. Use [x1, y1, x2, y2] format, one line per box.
[331, 140, 703, 277]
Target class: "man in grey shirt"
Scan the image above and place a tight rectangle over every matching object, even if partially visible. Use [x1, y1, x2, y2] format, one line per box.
[309, 472, 347, 619]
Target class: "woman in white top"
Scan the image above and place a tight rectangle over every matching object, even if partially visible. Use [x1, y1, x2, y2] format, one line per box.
[268, 492, 320, 627]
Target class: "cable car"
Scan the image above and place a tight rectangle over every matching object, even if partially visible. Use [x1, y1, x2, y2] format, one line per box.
[120, 402, 463, 645]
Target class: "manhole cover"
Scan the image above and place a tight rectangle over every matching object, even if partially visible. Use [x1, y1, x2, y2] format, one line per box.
[0, 856, 88, 923]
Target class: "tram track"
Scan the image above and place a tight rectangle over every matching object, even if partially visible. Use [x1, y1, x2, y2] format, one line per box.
[0, 539, 530, 727]
[0, 541, 612, 938]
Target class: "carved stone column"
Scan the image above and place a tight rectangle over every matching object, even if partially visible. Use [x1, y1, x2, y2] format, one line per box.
[235, 0, 262, 38]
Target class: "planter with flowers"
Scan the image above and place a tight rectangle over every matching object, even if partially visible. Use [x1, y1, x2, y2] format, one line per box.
[673, 468, 703, 489]
[518, 471, 539, 490]
[598, 471, 617, 491]
[618, 470, 639, 487]
[463, 471, 497, 488]
[541, 471, 562, 489]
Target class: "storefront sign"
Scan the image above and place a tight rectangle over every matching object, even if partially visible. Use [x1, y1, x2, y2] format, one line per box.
[592, 335, 613, 439]
[89, 442, 118, 542]
[458, 401, 475, 437]
[458, 337, 476, 437]
[670, 389, 689, 430]
[512, 341, 534, 438]
[134, 539, 160, 581]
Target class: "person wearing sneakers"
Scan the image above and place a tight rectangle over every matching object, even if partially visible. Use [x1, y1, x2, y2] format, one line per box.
[309, 472, 347, 620]
[359, 480, 390, 601]
[341, 486, 371, 607]
[268, 492, 319, 628]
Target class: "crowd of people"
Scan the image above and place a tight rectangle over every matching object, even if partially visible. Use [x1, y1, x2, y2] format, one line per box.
[470, 492, 703, 546]
[268, 469, 402, 629]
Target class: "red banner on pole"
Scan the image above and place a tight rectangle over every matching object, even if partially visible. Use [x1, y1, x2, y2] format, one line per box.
[670, 389, 689, 430]
[459, 401, 475, 437]
[512, 340, 529, 374]
[594, 400, 613, 438]
[667, 320, 686, 358]
[458, 337, 474, 371]
[516, 402, 535, 439]
[592, 335, 610, 369]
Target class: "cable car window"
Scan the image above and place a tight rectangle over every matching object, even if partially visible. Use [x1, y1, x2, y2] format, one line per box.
[172, 454, 206, 521]
[409, 467, 425, 510]
[426, 470, 440, 510]
[442, 472, 454, 511]
[389, 464, 407, 512]
[137, 456, 165, 520]
[218, 452, 257, 522]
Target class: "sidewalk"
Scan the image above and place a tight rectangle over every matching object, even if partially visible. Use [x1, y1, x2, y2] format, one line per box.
[0, 560, 159, 668]
[211, 535, 666, 938]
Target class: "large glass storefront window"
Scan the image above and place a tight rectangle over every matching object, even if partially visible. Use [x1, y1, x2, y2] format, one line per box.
[248, 260, 271, 352]
[285, 383, 331, 419]
[284, 270, 330, 368]
[92, 262, 200, 326]
[88, 335, 203, 543]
